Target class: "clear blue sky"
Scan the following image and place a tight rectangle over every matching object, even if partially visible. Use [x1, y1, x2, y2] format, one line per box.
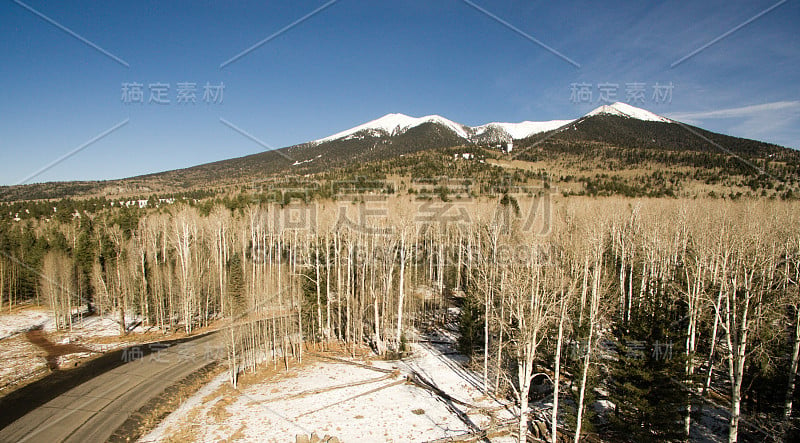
[1, 0, 798, 185]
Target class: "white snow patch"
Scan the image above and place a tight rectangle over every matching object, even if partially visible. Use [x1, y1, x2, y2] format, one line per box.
[0, 307, 150, 340]
[0, 308, 51, 340]
[311, 103, 671, 145]
[142, 340, 517, 442]
[65, 313, 150, 337]
[585, 102, 672, 122]
[315, 113, 471, 143]
[472, 120, 572, 139]
[0, 335, 48, 391]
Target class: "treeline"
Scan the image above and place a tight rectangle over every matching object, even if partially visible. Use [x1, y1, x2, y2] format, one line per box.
[0, 189, 218, 222]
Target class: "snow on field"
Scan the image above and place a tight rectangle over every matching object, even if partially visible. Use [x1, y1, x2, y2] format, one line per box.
[0, 306, 152, 341]
[0, 306, 161, 392]
[57, 313, 151, 339]
[0, 334, 48, 392]
[141, 336, 517, 443]
[0, 307, 51, 340]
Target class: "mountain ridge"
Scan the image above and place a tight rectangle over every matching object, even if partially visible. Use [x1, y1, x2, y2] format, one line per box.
[1, 102, 797, 202]
[311, 102, 668, 145]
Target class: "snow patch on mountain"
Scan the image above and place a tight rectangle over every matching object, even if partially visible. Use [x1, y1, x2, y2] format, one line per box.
[473, 120, 573, 139]
[312, 103, 671, 145]
[315, 113, 470, 143]
[586, 102, 671, 123]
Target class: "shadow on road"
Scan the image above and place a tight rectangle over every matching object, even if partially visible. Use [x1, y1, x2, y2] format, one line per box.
[25, 326, 94, 370]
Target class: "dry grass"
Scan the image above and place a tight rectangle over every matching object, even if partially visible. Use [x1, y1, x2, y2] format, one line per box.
[205, 383, 237, 421]
[161, 409, 200, 443]
[222, 424, 247, 442]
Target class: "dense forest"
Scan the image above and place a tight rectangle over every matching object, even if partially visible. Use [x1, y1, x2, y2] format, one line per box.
[1, 194, 799, 442]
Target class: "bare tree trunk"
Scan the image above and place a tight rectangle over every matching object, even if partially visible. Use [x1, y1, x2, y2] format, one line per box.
[784, 304, 800, 422]
[518, 343, 533, 443]
[575, 246, 602, 443]
[784, 242, 800, 427]
[574, 311, 594, 443]
[684, 257, 702, 438]
[552, 292, 567, 443]
[495, 296, 504, 393]
[484, 283, 491, 394]
[325, 232, 331, 340]
[396, 232, 406, 347]
[315, 237, 323, 338]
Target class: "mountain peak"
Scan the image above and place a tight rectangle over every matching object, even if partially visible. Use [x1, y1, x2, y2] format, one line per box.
[585, 102, 671, 122]
[313, 113, 573, 145]
[314, 113, 469, 143]
[312, 103, 673, 146]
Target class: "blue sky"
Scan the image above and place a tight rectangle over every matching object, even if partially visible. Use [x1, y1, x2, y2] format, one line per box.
[1, 0, 798, 185]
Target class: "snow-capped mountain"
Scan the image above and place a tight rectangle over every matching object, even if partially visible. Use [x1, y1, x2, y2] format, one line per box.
[470, 120, 573, 143]
[311, 102, 671, 145]
[585, 101, 672, 123]
[314, 113, 471, 143]
[7, 100, 794, 202]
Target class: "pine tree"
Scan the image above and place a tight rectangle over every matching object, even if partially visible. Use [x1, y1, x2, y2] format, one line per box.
[227, 252, 245, 316]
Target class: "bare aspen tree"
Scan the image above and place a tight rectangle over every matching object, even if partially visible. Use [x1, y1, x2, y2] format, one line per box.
[396, 227, 409, 348]
[99, 224, 128, 335]
[210, 207, 231, 318]
[716, 212, 776, 443]
[325, 230, 332, 340]
[574, 226, 604, 443]
[505, 239, 557, 443]
[172, 208, 199, 334]
[702, 240, 728, 401]
[551, 282, 570, 443]
[551, 240, 577, 443]
[41, 250, 76, 331]
[783, 235, 800, 428]
[681, 215, 707, 438]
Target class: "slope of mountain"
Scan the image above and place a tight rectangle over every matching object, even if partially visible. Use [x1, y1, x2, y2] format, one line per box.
[1, 102, 797, 202]
[519, 110, 789, 159]
[513, 107, 797, 179]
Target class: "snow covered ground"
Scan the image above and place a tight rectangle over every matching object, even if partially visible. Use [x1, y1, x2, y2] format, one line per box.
[0, 307, 51, 340]
[0, 305, 164, 393]
[140, 334, 518, 442]
[0, 305, 153, 340]
[0, 334, 48, 391]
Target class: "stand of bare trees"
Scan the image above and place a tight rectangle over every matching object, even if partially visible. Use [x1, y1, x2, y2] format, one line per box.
[40, 250, 77, 331]
[20, 195, 800, 441]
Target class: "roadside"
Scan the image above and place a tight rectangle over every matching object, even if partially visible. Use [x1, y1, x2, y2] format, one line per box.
[0, 303, 224, 396]
[0, 303, 224, 433]
[0, 332, 222, 442]
[139, 327, 519, 443]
